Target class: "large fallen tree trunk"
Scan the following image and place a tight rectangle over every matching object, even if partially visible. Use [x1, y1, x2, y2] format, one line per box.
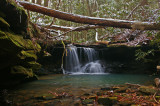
[19, 1, 160, 30]
[45, 25, 104, 31]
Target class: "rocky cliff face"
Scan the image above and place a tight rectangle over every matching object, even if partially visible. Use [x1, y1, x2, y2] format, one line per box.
[0, 0, 41, 88]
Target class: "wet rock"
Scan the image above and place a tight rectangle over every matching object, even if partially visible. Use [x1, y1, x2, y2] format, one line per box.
[139, 86, 157, 95]
[101, 87, 112, 91]
[96, 91, 104, 96]
[88, 95, 97, 100]
[97, 96, 117, 105]
[83, 93, 90, 96]
[34, 95, 55, 100]
[118, 101, 134, 106]
[73, 99, 82, 106]
[82, 99, 94, 105]
[114, 85, 128, 93]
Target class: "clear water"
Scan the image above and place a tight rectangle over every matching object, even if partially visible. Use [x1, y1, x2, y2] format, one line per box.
[12, 74, 155, 93]
[9, 74, 155, 105]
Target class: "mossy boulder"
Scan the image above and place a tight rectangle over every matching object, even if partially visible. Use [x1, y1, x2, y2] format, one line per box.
[97, 96, 118, 105]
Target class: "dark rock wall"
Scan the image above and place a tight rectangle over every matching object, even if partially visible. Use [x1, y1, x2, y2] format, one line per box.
[0, 0, 41, 88]
[97, 46, 158, 74]
[38, 46, 64, 74]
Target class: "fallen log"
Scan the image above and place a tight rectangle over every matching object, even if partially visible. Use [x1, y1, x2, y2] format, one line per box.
[19, 1, 160, 30]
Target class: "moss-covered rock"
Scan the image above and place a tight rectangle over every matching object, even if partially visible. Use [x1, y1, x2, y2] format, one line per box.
[18, 50, 37, 61]
[114, 85, 129, 93]
[0, 0, 41, 87]
[97, 96, 118, 105]
[0, 17, 10, 29]
[82, 99, 94, 105]
[26, 61, 41, 71]
[0, 0, 28, 34]
[139, 86, 157, 95]
[11, 66, 33, 77]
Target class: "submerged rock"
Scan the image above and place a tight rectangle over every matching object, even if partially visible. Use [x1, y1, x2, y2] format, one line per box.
[82, 99, 94, 105]
[97, 96, 118, 105]
[114, 85, 129, 93]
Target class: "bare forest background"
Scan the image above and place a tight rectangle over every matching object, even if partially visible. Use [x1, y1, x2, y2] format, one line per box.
[20, 0, 160, 48]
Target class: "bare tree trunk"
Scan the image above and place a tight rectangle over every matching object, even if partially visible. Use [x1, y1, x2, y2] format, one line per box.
[86, 0, 92, 16]
[32, 0, 35, 3]
[36, 0, 42, 5]
[19, 1, 160, 30]
[158, 0, 160, 8]
[44, 0, 49, 7]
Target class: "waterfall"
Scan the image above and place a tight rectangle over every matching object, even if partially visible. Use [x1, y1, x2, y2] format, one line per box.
[64, 45, 104, 74]
[65, 46, 81, 73]
[83, 48, 98, 62]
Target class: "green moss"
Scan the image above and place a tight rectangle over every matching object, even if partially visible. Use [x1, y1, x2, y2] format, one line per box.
[0, 31, 22, 52]
[11, 66, 34, 77]
[24, 39, 41, 52]
[82, 99, 94, 105]
[0, 17, 10, 28]
[0, 30, 6, 36]
[0, 31, 41, 60]
[19, 50, 37, 60]
[27, 61, 41, 71]
[5, 32, 25, 49]
[6, 0, 25, 14]
[0, 0, 28, 34]
[2, 32, 41, 51]
[139, 86, 157, 95]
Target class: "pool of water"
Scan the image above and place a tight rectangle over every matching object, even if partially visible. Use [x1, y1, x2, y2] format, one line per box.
[9, 74, 155, 105]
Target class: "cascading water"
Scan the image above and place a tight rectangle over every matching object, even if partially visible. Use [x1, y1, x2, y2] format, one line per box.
[64, 45, 104, 74]
[65, 46, 81, 72]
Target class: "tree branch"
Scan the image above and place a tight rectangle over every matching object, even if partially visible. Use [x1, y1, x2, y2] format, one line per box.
[46, 25, 105, 31]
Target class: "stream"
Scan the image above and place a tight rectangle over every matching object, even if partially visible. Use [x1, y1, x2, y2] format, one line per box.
[8, 74, 155, 105]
